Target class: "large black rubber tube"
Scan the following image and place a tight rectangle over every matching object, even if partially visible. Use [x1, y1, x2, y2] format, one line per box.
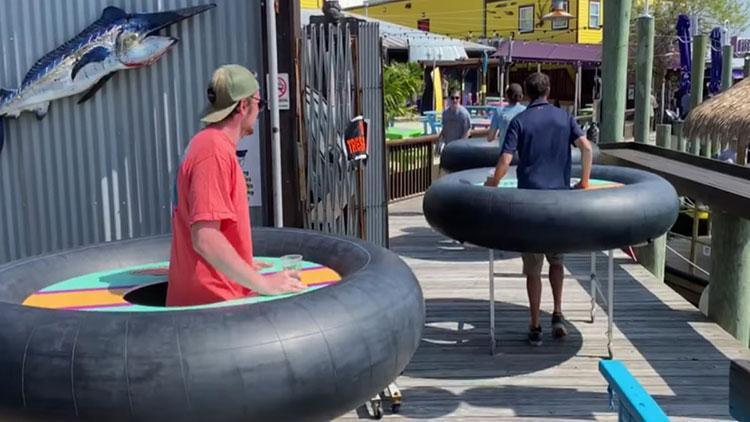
[0, 228, 424, 421]
[423, 165, 679, 253]
[439, 138, 600, 173]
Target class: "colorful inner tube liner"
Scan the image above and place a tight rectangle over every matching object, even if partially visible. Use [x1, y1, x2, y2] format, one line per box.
[0, 228, 424, 421]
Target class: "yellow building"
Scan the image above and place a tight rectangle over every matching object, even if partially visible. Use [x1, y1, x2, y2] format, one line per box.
[347, 0, 603, 44]
[301, 0, 323, 9]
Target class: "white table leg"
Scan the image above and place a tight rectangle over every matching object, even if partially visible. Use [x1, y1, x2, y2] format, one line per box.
[489, 249, 496, 356]
[590, 252, 597, 323]
[607, 249, 614, 359]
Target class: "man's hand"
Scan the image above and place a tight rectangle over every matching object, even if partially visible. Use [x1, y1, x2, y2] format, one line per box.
[255, 270, 307, 296]
[251, 260, 273, 271]
[484, 176, 499, 187]
[573, 180, 589, 190]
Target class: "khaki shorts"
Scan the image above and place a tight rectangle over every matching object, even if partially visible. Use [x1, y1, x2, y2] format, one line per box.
[522, 253, 564, 276]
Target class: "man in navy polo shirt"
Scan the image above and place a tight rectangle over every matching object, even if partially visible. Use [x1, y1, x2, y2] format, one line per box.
[485, 72, 594, 346]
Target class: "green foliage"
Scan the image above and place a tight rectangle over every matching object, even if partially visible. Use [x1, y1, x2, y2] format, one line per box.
[447, 78, 462, 95]
[383, 62, 424, 122]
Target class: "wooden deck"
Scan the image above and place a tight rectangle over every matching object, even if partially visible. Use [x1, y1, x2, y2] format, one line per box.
[338, 196, 750, 421]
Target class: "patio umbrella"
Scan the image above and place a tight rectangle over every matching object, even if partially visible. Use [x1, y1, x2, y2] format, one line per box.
[709, 27, 722, 95]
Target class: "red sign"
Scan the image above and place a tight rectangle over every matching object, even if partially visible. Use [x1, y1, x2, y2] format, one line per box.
[417, 18, 430, 32]
[344, 116, 368, 161]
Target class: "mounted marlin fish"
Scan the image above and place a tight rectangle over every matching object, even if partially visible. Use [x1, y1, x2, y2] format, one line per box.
[0, 3, 216, 154]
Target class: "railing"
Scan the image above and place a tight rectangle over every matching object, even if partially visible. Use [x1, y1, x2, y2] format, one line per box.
[387, 134, 438, 202]
[386, 129, 490, 202]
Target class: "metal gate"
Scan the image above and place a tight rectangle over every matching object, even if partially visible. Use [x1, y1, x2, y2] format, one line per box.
[299, 20, 388, 247]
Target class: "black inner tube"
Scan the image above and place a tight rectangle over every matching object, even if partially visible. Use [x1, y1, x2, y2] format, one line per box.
[424, 165, 679, 253]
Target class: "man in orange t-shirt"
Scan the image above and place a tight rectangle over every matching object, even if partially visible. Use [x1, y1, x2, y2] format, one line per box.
[166, 64, 305, 306]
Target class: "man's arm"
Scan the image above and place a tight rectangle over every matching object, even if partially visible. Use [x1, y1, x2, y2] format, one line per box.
[191, 221, 306, 295]
[484, 152, 514, 187]
[486, 128, 498, 142]
[574, 136, 593, 189]
[462, 110, 472, 139]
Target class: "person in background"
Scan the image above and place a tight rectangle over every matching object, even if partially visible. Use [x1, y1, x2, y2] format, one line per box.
[437, 90, 471, 153]
[484, 72, 594, 346]
[167, 64, 306, 306]
[487, 83, 526, 143]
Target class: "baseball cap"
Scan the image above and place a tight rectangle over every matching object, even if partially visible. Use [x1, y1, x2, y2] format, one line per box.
[200, 64, 259, 123]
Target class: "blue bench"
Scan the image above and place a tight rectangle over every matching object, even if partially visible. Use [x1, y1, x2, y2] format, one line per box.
[599, 360, 669, 422]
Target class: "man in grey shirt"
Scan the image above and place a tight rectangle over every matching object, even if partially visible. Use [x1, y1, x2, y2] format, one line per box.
[438, 90, 471, 152]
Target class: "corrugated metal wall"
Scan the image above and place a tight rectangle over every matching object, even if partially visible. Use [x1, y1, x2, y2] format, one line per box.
[358, 23, 388, 248]
[0, 0, 264, 264]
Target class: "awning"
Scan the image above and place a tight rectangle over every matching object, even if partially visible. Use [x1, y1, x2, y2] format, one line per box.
[300, 9, 493, 62]
[407, 40, 467, 62]
[492, 40, 601, 65]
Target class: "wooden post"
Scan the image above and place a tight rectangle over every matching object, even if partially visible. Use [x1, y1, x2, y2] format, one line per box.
[655, 124, 670, 147]
[573, 62, 581, 116]
[738, 140, 748, 165]
[600, 0, 633, 143]
[692, 137, 701, 155]
[634, 13, 655, 144]
[709, 211, 750, 347]
[673, 121, 686, 151]
[722, 44, 734, 91]
[691, 35, 708, 111]
[703, 136, 712, 158]
[635, 234, 667, 283]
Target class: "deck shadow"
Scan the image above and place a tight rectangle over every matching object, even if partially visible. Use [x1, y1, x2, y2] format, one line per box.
[406, 298, 583, 380]
[389, 226, 521, 263]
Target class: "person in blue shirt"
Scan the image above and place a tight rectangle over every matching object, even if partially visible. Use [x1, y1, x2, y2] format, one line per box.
[484, 72, 594, 346]
[487, 83, 526, 143]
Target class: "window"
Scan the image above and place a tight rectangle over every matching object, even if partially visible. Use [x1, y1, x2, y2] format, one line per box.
[589, 0, 601, 29]
[552, 1, 569, 30]
[519, 5, 534, 33]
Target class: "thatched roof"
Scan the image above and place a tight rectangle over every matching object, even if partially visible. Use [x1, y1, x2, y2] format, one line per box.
[684, 77, 750, 141]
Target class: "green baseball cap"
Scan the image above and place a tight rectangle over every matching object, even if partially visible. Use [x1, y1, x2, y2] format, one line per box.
[200, 64, 260, 123]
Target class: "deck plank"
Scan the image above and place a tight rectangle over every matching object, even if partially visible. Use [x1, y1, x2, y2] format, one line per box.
[336, 196, 750, 420]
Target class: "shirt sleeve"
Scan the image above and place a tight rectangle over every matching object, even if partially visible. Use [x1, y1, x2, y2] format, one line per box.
[501, 118, 521, 154]
[462, 109, 471, 133]
[569, 115, 585, 146]
[187, 154, 237, 225]
[489, 111, 502, 131]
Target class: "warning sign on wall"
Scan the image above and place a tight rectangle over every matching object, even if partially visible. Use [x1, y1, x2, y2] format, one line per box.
[267, 73, 290, 110]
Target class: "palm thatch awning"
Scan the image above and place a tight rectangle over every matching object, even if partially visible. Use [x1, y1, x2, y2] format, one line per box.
[685, 78, 750, 141]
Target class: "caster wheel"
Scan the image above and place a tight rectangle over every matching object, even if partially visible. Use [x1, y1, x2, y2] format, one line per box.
[372, 402, 383, 419]
[366, 398, 383, 420]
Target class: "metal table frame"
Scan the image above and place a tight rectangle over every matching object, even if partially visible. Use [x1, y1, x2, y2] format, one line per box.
[488, 250, 615, 358]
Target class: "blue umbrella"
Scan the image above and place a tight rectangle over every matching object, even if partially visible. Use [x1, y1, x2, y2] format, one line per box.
[709, 27, 722, 95]
[676, 15, 692, 95]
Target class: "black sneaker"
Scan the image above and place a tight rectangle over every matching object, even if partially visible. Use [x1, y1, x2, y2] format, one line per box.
[551, 313, 568, 338]
[528, 326, 543, 346]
